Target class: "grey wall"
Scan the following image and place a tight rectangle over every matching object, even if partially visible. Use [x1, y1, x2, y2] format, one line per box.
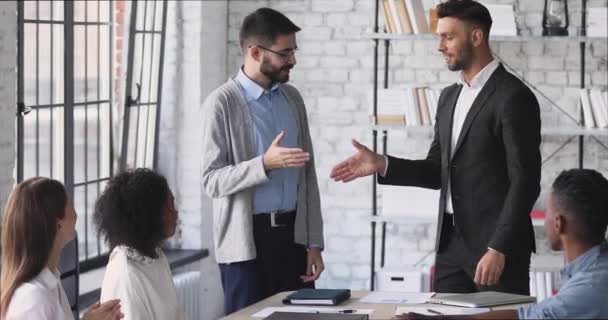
[157, 1, 228, 318]
[0, 1, 17, 213]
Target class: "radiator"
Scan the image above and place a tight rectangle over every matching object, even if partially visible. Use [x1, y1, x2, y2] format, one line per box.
[173, 271, 202, 320]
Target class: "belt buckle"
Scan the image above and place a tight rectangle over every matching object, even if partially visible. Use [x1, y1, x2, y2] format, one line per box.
[270, 211, 285, 228]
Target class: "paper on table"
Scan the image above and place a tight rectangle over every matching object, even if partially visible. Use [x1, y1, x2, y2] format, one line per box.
[395, 306, 490, 316]
[252, 306, 374, 318]
[360, 291, 435, 304]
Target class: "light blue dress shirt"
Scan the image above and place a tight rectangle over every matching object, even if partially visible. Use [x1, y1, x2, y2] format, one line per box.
[234, 69, 300, 214]
[518, 240, 608, 319]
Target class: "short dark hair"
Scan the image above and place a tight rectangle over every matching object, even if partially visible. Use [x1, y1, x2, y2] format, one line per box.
[551, 169, 608, 245]
[239, 8, 301, 51]
[94, 168, 171, 259]
[436, 0, 493, 40]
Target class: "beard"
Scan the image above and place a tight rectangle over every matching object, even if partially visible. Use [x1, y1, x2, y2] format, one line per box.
[260, 56, 293, 83]
[446, 40, 474, 71]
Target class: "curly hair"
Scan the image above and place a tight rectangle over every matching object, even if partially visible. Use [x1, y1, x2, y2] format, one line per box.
[94, 168, 170, 259]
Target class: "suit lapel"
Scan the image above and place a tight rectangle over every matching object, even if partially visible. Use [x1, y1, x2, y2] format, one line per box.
[451, 67, 500, 158]
[441, 85, 462, 163]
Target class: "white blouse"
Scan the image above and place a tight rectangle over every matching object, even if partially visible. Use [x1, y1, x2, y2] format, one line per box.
[100, 245, 184, 320]
[5, 267, 73, 320]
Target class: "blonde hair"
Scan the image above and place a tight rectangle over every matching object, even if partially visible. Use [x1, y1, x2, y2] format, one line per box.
[0, 177, 67, 316]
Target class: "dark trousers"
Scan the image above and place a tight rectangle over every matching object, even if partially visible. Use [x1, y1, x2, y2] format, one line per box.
[219, 212, 313, 315]
[433, 213, 531, 295]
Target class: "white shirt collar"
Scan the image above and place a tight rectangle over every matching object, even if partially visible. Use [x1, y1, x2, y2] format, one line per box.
[457, 59, 500, 89]
[38, 267, 61, 290]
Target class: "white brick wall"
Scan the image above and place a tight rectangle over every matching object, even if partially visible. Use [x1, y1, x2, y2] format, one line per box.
[0, 1, 17, 214]
[224, 0, 608, 290]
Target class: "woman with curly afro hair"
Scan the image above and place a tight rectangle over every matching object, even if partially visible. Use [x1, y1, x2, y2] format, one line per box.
[95, 168, 183, 320]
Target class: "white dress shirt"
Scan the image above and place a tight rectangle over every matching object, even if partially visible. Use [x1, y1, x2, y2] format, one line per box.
[100, 245, 184, 320]
[5, 268, 73, 320]
[445, 59, 499, 214]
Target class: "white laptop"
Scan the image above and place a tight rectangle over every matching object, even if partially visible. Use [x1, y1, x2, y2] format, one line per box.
[429, 291, 537, 308]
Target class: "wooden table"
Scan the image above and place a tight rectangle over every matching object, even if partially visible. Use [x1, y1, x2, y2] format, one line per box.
[222, 290, 529, 319]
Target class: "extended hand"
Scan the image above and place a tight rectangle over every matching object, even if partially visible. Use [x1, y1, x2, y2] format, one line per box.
[474, 249, 506, 286]
[263, 131, 310, 170]
[330, 139, 385, 182]
[83, 300, 123, 320]
[300, 247, 324, 283]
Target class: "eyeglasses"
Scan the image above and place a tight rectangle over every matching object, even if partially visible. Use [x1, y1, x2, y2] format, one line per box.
[251, 45, 297, 60]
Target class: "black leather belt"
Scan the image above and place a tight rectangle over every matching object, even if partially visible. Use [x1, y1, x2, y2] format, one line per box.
[254, 210, 296, 228]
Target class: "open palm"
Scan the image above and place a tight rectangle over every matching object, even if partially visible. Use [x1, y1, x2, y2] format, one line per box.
[330, 139, 383, 182]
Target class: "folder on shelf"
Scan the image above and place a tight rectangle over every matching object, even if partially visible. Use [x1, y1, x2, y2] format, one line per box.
[382, 0, 397, 33]
[283, 289, 351, 306]
[395, 0, 413, 34]
[387, 0, 404, 34]
[579, 89, 596, 128]
[405, 0, 429, 34]
[416, 87, 432, 126]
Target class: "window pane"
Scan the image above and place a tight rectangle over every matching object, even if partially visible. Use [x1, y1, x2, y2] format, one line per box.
[126, 107, 138, 169]
[74, 185, 87, 261]
[99, 0, 110, 23]
[154, 1, 164, 31]
[37, 108, 52, 178]
[52, 25, 65, 105]
[38, 1, 51, 21]
[23, 110, 38, 179]
[135, 105, 148, 167]
[86, 26, 99, 102]
[73, 106, 87, 184]
[52, 0, 64, 21]
[99, 103, 112, 178]
[86, 105, 100, 181]
[132, 33, 144, 101]
[38, 24, 52, 105]
[145, 105, 157, 168]
[136, 0, 146, 31]
[24, 1, 37, 20]
[140, 35, 152, 104]
[51, 107, 65, 182]
[23, 23, 37, 107]
[86, 182, 99, 258]
[100, 26, 111, 101]
[148, 34, 161, 103]
[98, 180, 110, 254]
[87, 0, 99, 23]
[74, 25, 86, 103]
[74, 1, 86, 23]
[145, 1, 156, 32]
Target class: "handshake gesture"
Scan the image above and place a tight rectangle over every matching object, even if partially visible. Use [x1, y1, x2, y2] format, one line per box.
[263, 131, 310, 170]
[330, 139, 386, 182]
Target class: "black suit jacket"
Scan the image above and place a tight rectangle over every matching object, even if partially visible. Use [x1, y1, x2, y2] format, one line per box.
[379, 64, 540, 259]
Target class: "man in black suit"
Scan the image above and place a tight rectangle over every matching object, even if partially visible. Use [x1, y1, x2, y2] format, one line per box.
[331, 0, 540, 294]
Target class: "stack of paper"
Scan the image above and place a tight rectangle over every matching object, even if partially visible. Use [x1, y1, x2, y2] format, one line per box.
[395, 306, 490, 316]
[587, 7, 608, 37]
[486, 4, 518, 36]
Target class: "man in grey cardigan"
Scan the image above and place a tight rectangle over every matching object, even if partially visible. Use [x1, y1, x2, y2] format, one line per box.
[201, 8, 324, 315]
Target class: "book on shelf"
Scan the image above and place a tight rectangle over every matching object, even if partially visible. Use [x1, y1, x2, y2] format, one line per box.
[387, 0, 404, 34]
[382, 0, 397, 33]
[485, 4, 518, 36]
[587, 7, 608, 37]
[381, 0, 429, 34]
[579, 88, 608, 129]
[395, 0, 413, 34]
[371, 87, 441, 126]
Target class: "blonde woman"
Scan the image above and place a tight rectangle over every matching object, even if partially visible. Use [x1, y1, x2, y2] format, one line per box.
[1, 177, 123, 320]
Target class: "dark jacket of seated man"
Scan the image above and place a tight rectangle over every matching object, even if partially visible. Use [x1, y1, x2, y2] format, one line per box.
[396, 168, 608, 320]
